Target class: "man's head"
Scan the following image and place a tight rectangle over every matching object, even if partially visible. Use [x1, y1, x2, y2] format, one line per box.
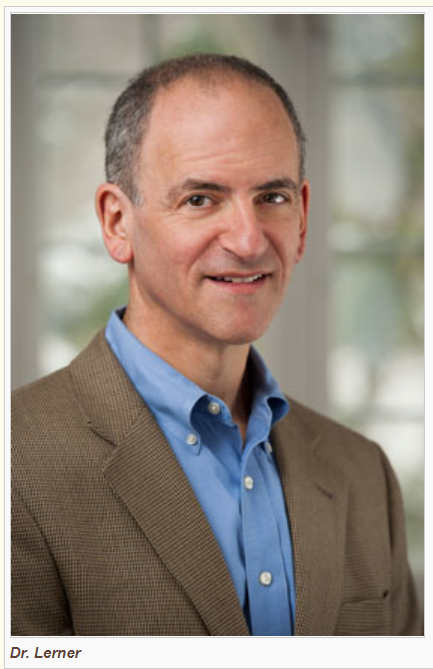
[104, 53, 306, 204]
[96, 54, 309, 353]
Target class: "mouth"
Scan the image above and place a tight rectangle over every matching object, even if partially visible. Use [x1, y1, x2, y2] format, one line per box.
[205, 272, 269, 292]
[210, 273, 265, 284]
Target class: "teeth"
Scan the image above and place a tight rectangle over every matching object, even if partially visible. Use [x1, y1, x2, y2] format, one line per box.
[216, 274, 263, 284]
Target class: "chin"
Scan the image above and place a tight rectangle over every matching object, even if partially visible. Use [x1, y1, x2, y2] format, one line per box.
[210, 321, 272, 347]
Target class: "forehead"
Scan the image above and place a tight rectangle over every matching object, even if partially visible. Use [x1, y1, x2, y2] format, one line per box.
[139, 75, 299, 181]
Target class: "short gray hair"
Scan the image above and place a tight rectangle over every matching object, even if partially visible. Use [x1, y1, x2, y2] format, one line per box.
[105, 53, 307, 204]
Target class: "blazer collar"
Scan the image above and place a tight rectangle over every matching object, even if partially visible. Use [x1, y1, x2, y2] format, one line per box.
[69, 330, 249, 636]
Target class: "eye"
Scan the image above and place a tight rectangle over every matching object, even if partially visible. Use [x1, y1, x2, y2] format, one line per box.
[260, 192, 289, 205]
[185, 194, 213, 208]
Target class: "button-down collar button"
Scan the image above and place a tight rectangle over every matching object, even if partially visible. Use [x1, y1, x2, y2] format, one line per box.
[259, 571, 273, 586]
[265, 440, 273, 455]
[207, 401, 221, 415]
[244, 476, 254, 491]
[186, 433, 198, 446]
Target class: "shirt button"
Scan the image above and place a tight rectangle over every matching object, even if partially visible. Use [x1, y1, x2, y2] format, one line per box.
[207, 401, 221, 415]
[265, 440, 273, 454]
[186, 433, 198, 446]
[244, 476, 254, 490]
[259, 571, 273, 587]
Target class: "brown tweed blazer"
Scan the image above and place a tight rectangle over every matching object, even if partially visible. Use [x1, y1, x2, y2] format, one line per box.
[12, 330, 422, 636]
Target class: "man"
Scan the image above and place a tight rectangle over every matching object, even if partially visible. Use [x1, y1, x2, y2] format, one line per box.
[12, 54, 422, 636]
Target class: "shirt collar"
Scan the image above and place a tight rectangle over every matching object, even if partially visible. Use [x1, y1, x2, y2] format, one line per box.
[105, 308, 289, 452]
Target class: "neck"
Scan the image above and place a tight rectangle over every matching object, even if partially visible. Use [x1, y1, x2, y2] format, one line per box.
[123, 306, 253, 441]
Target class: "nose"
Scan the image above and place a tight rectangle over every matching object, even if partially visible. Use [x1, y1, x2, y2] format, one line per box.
[218, 201, 268, 262]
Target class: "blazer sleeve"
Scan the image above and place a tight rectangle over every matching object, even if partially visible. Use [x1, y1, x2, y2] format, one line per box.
[11, 488, 74, 636]
[380, 449, 423, 635]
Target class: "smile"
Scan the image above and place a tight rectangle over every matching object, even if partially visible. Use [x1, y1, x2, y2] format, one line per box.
[213, 274, 264, 284]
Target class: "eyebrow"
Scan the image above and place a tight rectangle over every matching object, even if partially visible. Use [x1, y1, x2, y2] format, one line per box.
[253, 178, 300, 192]
[166, 176, 300, 203]
[166, 179, 230, 203]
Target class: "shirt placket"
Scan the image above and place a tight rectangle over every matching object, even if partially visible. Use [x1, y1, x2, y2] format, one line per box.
[241, 446, 292, 636]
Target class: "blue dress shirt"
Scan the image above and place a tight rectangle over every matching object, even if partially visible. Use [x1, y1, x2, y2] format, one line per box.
[105, 308, 296, 635]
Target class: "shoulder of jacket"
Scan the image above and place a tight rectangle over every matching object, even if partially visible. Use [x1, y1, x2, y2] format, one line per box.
[12, 366, 73, 413]
[12, 328, 108, 416]
[11, 366, 69, 404]
[11, 334, 117, 482]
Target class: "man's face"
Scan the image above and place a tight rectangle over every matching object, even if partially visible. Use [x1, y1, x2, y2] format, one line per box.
[125, 76, 309, 349]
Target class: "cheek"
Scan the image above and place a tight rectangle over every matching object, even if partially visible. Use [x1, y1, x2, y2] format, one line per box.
[169, 229, 218, 271]
[136, 231, 208, 284]
[270, 229, 298, 265]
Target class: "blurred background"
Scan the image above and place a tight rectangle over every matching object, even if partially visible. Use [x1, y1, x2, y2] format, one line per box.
[11, 14, 424, 601]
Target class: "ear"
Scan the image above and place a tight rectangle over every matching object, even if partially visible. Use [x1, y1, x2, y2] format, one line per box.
[295, 179, 310, 263]
[95, 182, 134, 264]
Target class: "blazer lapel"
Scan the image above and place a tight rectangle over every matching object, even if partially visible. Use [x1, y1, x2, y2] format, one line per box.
[103, 408, 249, 635]
[70, 330, 249, 636]
[272, 403, 348, 636]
